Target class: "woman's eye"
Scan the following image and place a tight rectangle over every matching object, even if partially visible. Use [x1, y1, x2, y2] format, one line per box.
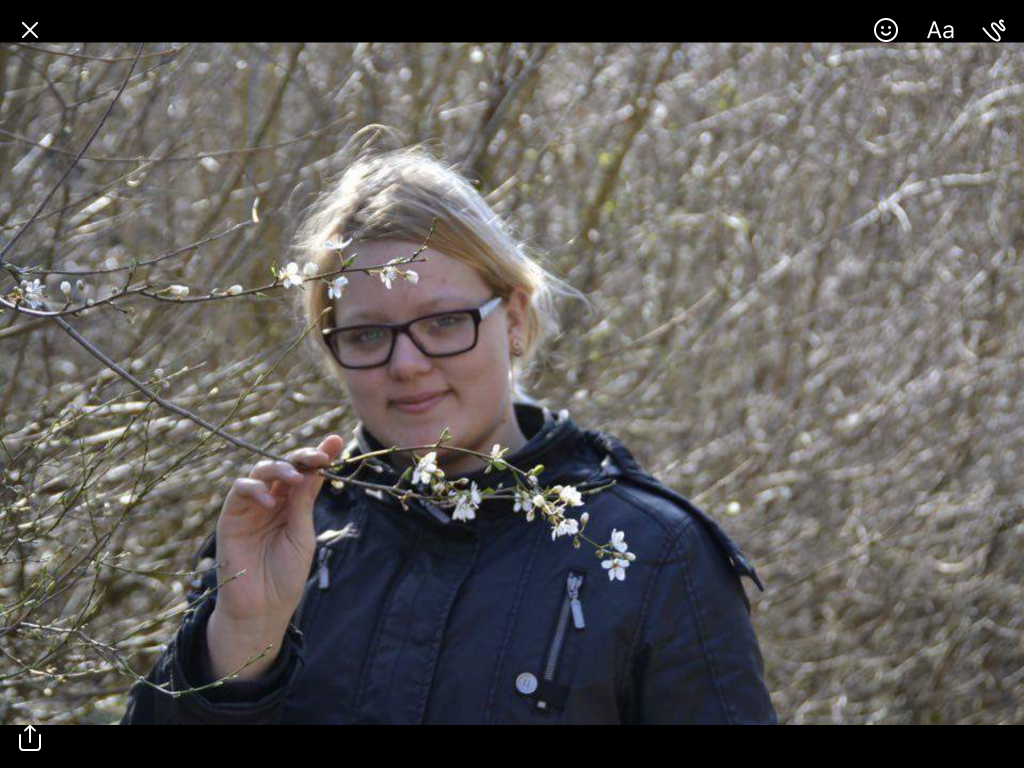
[431, 313, 464, 328]
[353, 328, 385, 344]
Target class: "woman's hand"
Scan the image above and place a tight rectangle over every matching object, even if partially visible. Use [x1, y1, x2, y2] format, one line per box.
[212, 435, 345, 628]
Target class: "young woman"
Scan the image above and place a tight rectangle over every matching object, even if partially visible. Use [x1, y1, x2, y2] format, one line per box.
[122, 144, 776, 724]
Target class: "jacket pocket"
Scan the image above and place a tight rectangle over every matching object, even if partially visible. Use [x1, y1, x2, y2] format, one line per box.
[530, 570, 586, 714]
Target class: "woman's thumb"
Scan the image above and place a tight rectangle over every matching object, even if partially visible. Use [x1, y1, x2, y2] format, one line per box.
[317, 434, 345, 462]
[291, 435, 346, 512]
[306, 435, 344, 490]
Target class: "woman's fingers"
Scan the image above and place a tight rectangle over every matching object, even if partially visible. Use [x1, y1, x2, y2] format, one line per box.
[283, 439, 343, 492]
[303, 435, 345, 494]
[285, 446, 331, 472]
[249, 459, 305, 485]
[230, 478, 277, 508]
[229, 438, 346, 517]
[278, 437, 345, 523]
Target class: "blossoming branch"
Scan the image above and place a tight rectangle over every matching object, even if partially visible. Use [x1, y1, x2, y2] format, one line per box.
[329, 432, 636, 582]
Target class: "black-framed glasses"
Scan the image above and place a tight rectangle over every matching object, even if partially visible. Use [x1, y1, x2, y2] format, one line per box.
[322, 295, 504, 369]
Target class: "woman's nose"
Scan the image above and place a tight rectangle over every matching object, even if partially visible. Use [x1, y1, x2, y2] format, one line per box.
[387, 329, 433, 378]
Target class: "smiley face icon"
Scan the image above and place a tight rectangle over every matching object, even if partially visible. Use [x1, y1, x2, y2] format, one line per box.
[874, 18, 898, 42]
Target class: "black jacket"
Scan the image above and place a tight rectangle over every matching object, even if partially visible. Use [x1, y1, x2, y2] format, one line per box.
[121, 402, 776, 724]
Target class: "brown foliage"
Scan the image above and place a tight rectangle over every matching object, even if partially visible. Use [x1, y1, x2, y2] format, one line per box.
[1, 43, 1022, 724]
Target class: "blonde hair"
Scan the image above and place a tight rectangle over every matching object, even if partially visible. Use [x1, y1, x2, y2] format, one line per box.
[292, 129, 579, 401]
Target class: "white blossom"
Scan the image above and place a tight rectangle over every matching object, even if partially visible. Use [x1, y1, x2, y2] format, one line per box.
[60, 281, 72, 296]
[551, 517, 580, 541]
[488, 444, 508, 470]
[513, 488, 534, 514]
[603, 529, 635, 577]
[557, 485, 584, 507]
[281, 262, 304, 289]
[610, 528, 629, 554]
[302, 261, 319, 278]
[603, 557, 629, 581]
[412, 451, 444, 486]
[166, 284, 189, 298]
[404, 270, 419, 284]
[378, 264, 399, 290]
[328, 276, 349, 300]
[227, 284, 244, 295]
[452, 496, 476, 522]
[20, 279, 46, 308]
[451, 483, 481, 522]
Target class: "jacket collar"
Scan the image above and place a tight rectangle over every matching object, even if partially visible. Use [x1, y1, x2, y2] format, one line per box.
[339, 402, 609, 533]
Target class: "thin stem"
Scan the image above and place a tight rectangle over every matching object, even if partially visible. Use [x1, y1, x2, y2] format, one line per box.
[0, 44, 145, 271]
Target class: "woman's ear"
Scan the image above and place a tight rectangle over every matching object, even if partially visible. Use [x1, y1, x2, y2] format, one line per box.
[504, 287, 530, 341]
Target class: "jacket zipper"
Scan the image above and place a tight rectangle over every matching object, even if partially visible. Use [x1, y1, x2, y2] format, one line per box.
[536, 571, 586, 710]
[293, 545, 335, 631]
[316, 545, 332, 589]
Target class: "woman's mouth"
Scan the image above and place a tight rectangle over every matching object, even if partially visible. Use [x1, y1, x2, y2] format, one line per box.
[390, 390, 450, 414]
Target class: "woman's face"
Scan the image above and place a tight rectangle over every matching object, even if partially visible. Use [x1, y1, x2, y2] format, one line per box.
[328, 239, 529, 474]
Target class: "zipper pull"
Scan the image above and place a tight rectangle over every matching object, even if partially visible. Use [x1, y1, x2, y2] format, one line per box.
[317, 546, 332, 590]
[567, 573, 585, 629]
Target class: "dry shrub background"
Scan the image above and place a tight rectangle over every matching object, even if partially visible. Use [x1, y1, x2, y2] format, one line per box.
[0, 43, 1021, 724]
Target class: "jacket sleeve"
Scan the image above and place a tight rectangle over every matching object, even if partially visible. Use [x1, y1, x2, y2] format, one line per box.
[630, 515, 776, 724]
[120, 555, 306, 725]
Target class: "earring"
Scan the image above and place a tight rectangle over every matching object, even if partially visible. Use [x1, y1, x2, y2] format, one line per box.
[511, 339, 523, 357]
